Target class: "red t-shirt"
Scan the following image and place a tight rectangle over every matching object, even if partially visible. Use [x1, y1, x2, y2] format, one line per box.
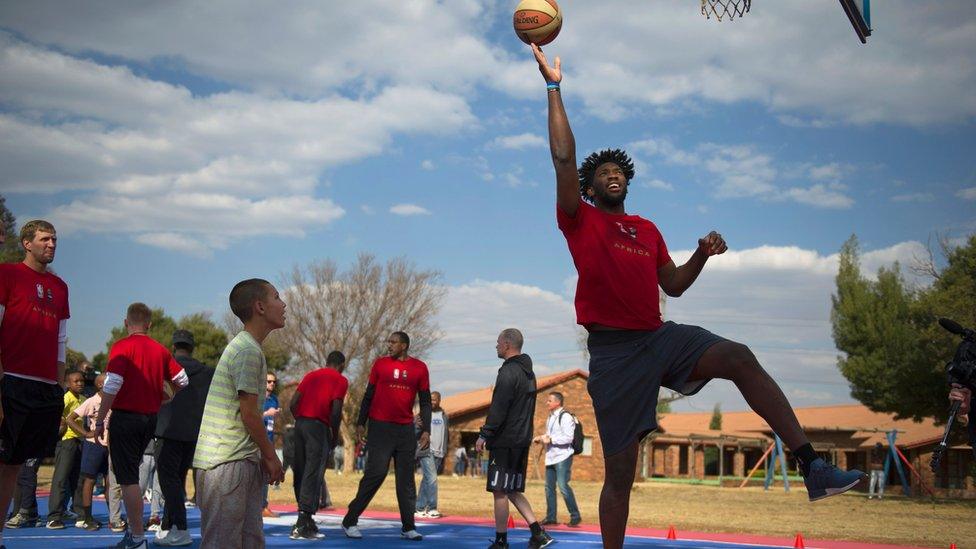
[106, 334, 184, 415]
[0, 263, 70, 382]
[367, 356, 430, 425]
[293, 367, 349, 426]
[558, 200, 672, 330]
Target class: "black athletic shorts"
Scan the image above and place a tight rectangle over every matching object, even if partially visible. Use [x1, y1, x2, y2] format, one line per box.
[108, 410, 156, 485]
[485, 446, 529, 493]
[587, 321, 726, 457]
[0, 375, 63, 465]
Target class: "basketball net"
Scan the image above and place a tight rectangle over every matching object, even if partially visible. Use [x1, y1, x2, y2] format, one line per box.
[701, 0, 751, 21]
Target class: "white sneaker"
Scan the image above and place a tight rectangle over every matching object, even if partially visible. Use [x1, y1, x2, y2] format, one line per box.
[414, 510, 428, 519]
[75, 519, 87, 528]
[155, 527, 193, 546]
[426, 509, 441, 518]
[401, 529, 423, 541]
[343, 525, 363, 539]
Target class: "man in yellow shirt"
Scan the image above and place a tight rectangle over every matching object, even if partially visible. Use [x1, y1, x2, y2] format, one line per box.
[45, 370, 86, 529]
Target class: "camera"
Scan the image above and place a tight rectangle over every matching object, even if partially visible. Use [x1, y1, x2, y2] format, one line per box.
[940, 317, 976, 390]
[930, 318, 976, 472]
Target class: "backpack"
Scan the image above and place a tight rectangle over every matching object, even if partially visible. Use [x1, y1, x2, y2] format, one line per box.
[558, 410, 585, 455]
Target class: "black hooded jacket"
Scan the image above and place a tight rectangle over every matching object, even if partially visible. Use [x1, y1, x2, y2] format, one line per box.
[479, 354, 537, 448]
[155, 355, 215, 442]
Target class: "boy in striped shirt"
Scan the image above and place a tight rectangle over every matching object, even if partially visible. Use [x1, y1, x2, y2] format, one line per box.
[193, 279, 286, 549]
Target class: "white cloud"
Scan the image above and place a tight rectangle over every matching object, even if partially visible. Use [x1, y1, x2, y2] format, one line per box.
[390, 203, 431, 216]
[0, 34, 475, 254]
[957, 187, 976, 200]
[781, 184, 854, 209]
[134, 233, 216, 259]
[360, 205, 375, 215]
[491, 132, 547, 150]
[420, 159, 435, 170]
[642, 178, 674, 191]
[891, 192, 935, 203]
[559, 2, 976, 126]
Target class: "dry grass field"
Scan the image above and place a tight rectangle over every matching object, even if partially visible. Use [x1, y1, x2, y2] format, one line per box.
[39, 466, 974, 547]
[269, 471, 972, 548]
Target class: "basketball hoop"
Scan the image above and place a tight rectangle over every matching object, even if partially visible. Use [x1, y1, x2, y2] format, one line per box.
[701, 0, 751, 21]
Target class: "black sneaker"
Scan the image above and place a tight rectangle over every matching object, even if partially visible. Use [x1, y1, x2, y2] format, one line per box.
[46, 519, 66, 530]
[528, 530, 554, 549]
[488, 541, 509, 549]
[82, 517, 102, 531]
[567, 517, 582, 527]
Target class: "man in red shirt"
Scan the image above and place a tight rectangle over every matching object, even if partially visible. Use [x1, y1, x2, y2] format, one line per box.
[0, 219, 70, 549]
[288, 350, 348, 540]
[342, 332, 431, 542]
[532, 45, 866, 549]
[93, 303, 188, 549]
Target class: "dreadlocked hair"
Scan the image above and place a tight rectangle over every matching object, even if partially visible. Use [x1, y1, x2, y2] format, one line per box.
[577, 148, 635, 202]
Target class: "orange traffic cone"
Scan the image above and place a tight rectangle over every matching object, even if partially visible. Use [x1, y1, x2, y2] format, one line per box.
[793, 533, 805, 549]
[666, 525, 677, 540]
[507, 515, 515, 529]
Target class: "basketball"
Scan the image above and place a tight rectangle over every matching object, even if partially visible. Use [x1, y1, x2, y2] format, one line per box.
[513, 0, 562, 46]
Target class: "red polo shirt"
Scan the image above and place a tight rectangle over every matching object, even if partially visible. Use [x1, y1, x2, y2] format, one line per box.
[0, 263, 70, 382]
[293, 367, 349, 426]
[106, 334, 184, 415]
[367, 356, 430, 425]
[558, 200, 672, 330]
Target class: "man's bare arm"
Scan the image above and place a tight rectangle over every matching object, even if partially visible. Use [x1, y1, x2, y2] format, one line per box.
[533, 44, 579, 217]
[659, 231, 727, 297]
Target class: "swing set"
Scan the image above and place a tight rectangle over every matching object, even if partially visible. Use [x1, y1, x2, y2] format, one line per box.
[738, 430, 935, 496]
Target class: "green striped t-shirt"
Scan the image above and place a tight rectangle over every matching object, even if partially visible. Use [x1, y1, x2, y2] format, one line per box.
[193, 330, 266, 470]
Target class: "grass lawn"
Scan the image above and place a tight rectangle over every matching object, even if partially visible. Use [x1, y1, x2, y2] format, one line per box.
[269, 471, 973, 548]
[38, 466, 974, 547]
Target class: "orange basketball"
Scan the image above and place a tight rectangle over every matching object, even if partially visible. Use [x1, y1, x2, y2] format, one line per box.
[513, 0, 562, 46]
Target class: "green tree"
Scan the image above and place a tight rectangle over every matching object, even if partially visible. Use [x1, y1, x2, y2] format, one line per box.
[91, 352, 108, 372]
[831, 235, 976, 422]
[65, 348, 88, 371]
[0, 194, 22, 263]
[709, 403, 722, 430]
[104, 308, 229, 366]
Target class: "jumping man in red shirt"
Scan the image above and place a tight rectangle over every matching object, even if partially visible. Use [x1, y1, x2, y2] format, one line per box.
[342, 332, 431, 542]
[0, 220, 70, 549]
[532, 44, 866, 549]
[94, 303, 188, 549]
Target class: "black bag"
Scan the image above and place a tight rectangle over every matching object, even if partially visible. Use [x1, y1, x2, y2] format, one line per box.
[559, 410, 585, 455]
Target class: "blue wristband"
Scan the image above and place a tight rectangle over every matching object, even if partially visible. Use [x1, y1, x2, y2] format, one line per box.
[547, 82, 560, 91]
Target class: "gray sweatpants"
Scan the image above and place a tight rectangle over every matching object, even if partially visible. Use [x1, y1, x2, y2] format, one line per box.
[196, 456, 265, 549]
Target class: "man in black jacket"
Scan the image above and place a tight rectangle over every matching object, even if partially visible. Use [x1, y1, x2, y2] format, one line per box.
[476, 329, 553, 549]
[153, 330, 215, 547]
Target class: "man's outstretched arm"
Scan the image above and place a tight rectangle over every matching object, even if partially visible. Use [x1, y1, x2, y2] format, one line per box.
[533, 44, 579, 217]
[658, 231, 728, 297]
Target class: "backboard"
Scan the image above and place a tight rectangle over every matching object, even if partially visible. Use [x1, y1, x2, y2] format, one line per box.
[839, 0, 871, 44]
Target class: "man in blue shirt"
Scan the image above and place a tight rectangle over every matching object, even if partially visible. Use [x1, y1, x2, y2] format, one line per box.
[262, 372, 280, 518]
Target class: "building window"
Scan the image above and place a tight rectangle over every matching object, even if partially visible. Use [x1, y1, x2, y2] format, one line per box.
[582, 436, 593, 456]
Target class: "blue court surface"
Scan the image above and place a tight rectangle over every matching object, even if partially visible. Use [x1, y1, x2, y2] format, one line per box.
[6, 499, 789, 548]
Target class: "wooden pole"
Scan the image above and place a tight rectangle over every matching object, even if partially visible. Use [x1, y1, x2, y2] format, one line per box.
[739, 441, 776, 488]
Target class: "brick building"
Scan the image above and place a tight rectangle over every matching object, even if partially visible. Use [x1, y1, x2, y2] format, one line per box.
[652, 404, 975, 498]
[440, 369, 605, 481]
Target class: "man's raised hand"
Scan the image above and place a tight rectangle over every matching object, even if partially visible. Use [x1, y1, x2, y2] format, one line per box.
[698, 231, 728, 257]
[531, 43, 561, 84]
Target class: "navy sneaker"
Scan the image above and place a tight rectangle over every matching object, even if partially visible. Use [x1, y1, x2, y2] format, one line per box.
[803, 458, 866, 501]
[114, 532, 148, 548]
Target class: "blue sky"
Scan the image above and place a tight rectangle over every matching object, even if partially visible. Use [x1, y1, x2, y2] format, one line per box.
[2, 1, 974, 413]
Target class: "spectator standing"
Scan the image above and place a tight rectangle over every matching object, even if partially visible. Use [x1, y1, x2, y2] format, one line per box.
[416, 391, 449, 519]
[535, 392, 581, 527]
[261, 372, 280, 519]
[64, 373, 119, 531]
[45, 369, 86, 529]
[152, 329, 215, 546]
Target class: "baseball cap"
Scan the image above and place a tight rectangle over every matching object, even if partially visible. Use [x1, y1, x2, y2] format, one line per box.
[172, 329, 195, 347]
